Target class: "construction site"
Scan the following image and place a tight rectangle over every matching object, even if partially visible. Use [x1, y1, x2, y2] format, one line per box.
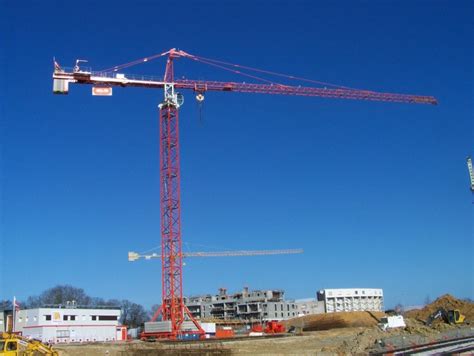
[2, 45, 473, 354]
[3, 294, 473, 355]
[2, 1, 473, 355]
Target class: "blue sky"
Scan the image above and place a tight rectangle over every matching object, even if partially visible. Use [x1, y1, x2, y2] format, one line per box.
[1, 0, 472, 310]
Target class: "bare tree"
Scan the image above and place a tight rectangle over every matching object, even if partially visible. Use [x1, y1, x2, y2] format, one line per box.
[394, 303, 404, 314]
[26, 296, 42, 309]
[0, 300, 12, 310]
[120, 300, 147, 328]
[148, 304, 161, 320]
[27, 285, 91, 307]
[424, 295, 432, 306]
[40, 284, 91, 306]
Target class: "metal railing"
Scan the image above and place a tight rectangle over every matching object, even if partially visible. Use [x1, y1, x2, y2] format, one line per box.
[59, 67, 166, 83]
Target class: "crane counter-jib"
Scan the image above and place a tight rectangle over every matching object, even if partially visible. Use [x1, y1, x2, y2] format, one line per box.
[53, 70, 168, 94]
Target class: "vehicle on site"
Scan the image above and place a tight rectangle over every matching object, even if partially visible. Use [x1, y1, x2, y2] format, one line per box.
[0, 332, 58, 355]
[250, 321, 285, 335]
[379, 315, 406, 331]
[425, 308, 466, 326]
[264, 321, 285, 334]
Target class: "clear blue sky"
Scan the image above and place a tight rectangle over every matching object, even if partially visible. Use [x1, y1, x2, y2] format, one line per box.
[1, 0, 472, 310]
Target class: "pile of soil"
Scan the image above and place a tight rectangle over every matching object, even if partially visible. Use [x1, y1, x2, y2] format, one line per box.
[284, 311, 385, 331]
[405, 294, 474, 322]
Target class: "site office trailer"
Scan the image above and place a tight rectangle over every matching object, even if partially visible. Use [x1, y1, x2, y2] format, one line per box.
[14, 307, 124, 343]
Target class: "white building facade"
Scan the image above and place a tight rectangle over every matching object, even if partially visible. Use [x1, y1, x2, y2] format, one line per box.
[14, 307, 125, 344]
[317, 288, 384, 313]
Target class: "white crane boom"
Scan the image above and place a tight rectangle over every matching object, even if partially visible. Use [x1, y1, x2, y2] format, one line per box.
[467, 156, 474, 192]
[128, 249, 303, 262]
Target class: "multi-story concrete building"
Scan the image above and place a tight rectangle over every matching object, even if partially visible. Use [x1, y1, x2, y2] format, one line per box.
[185, 287, 384, 322]
[185, 287, 299, 321]
[294, 299, 325, 316]
[14, 306, 125, 344]
[317, 288, 384, 313]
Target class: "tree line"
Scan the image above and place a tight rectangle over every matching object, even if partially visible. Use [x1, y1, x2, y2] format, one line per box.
[0, 285, 157, 328]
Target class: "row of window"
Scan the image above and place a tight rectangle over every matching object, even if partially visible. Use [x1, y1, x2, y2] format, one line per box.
[201, 303, 297, 312]
[272, 304, 296, 311]
[42, 315, 118, 322]
[263, 312, 296, 318]
[327, 290, 382, 297]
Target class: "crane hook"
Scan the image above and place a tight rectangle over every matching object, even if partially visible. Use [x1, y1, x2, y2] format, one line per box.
[196, 93, 205, 102]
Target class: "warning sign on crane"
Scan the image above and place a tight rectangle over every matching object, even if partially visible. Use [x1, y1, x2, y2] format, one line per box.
[92, 86, 113, 96]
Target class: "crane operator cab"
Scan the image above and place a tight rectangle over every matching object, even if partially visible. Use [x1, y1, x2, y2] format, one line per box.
[448, 309, 465, 324]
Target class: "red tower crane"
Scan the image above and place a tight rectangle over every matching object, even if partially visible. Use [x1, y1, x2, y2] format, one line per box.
[52, 48, 437, 339]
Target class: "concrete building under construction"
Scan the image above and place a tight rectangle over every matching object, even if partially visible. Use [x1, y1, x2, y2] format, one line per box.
[185, 287, 384, 322]
[185, 287, 300, 321]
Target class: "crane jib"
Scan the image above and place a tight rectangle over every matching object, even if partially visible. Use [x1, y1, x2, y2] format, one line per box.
[52, 70, 437, 105]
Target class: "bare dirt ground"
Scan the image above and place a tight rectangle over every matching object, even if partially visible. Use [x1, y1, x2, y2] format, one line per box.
[55, 295, 474, 355]
[54, 327, 384, 356]
[53, 324, 468, 356]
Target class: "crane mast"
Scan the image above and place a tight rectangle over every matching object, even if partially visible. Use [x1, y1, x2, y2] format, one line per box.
[52, 48, 437, 339]
[158, 53, 189, 336]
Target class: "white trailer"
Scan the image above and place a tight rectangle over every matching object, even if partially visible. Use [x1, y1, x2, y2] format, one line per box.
[14, 307, 123, 343]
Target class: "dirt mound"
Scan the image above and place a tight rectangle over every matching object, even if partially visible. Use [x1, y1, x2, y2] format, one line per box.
[284, 311, 385, 331]
[405, 294, 474, 322]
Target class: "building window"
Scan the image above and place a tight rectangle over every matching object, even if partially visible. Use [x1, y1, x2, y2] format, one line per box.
[92, 316, 97, 321]
[274, 305, 277, 311]
[280, 305, 283, 311]
[281, 313, 283, 318]
[63, 315, 68, 321]
[57, 330, 70, 338]
[98, 315, 118, 321]
[70, 315, 76, 321]
[287, 305, 289, 311]
[45, 315, 51, 321]
[274, 312, 278, 318]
